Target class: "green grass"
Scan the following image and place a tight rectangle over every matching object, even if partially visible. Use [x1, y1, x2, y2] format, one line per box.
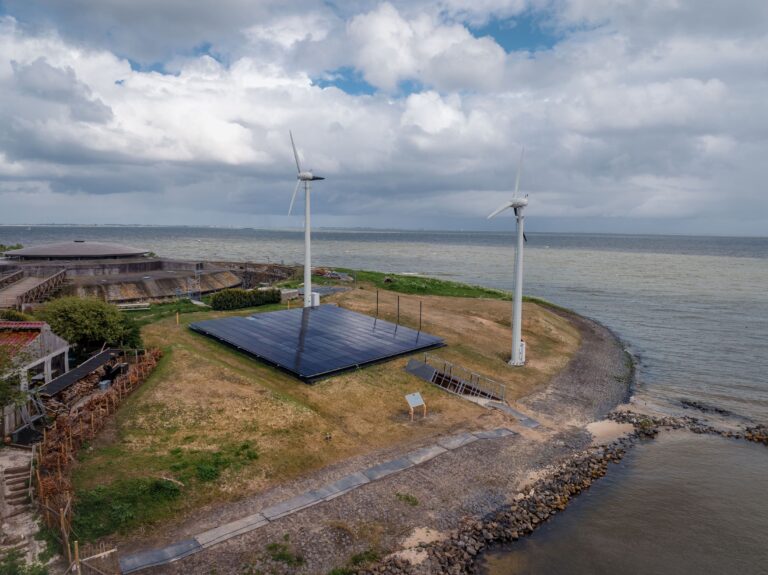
[395, 492, 419, 506]
[275, 274, 340, 289]
[338, 269, 511, 299]
[73, 441, 260, 540]
[123, 299, 204, 327]
[72, 478, 182, 540]
[348, 548, 381, 566]
[265, 539, 305, 567]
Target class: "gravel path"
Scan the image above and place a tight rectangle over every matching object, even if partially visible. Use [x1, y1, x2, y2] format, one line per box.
[140, 309, 631, 575]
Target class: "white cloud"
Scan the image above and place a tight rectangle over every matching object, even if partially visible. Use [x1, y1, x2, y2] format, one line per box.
[0, 0, 765, 234]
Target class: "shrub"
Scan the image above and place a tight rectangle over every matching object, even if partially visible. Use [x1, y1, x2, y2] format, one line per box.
[37, 297, 142, 352]
[209, 288, 280, 311]
[0, 309, 34, 321]
[0, 550, 47, 575]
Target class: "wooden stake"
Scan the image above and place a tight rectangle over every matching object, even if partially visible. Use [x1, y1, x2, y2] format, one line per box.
[74, 540, 80, 573]
[61, 507, 71, 564]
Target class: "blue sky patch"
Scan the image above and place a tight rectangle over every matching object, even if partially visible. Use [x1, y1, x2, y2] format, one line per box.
[471, 12, 561, 53]
[313, 66, 377, 95]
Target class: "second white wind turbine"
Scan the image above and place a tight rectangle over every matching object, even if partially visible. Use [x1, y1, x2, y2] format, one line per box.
[488, 147, 528, 366]
[289, 131, 325, 308]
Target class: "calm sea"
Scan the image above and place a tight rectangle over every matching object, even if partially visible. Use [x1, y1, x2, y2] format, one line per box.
[2, 225, 767, 573]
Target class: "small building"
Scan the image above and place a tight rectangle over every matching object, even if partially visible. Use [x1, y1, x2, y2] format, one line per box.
[0, 321, 70, 390]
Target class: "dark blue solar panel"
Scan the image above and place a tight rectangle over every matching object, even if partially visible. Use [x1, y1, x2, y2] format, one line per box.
[189, 305, 444, 382]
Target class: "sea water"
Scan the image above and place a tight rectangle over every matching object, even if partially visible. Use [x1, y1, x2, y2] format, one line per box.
[2, 226, 767, 572]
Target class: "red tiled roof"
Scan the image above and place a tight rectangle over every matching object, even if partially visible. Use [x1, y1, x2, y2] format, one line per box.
[0, 321, 46, 330]
[0, 330, 40, 354]
[0, 321, 45, 357]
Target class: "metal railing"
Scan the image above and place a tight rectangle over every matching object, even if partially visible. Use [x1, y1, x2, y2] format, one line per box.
[423, 353, 507, 402]
[0, 269, 23, 289]
[15, 268, 67, 308]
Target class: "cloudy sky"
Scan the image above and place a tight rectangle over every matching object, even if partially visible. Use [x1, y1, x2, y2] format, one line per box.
[0, 0, 766, 235]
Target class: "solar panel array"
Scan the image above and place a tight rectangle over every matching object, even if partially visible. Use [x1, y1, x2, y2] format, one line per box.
[190, 305, 444, 382]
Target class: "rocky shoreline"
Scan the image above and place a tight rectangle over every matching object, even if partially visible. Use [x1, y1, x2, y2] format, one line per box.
[351, 410, 766, 575]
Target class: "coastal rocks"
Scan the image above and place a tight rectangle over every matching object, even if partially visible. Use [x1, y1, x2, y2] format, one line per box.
[353, 413, 768, 575]
[679, 399, 732, 417]
[744, 425, 768, 446]
[351, 438, 639, 575]
[609, 410, 768, 446]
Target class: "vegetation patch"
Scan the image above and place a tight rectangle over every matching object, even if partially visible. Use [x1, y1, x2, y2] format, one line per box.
[72, 478, 182, 540]
[265, 537, 304, 567]
[209, 288, 280, 310]
[37, 296, 142, 354]
[395, 492, 419, 506]
[0, 550, 47, 575]
[338, 269, 511, 299]
[348, 548, 381, 566]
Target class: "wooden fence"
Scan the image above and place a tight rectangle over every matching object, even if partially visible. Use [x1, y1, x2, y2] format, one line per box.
[33, 349, 162, 574]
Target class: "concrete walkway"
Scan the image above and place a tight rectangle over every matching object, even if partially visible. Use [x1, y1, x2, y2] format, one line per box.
[118, 427, 517, 574]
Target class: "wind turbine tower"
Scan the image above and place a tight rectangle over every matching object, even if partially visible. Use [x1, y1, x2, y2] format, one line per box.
[289, 131, 325, 308]
[487, 147, 528, 366]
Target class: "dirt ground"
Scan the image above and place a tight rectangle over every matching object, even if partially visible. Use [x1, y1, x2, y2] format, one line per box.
[72, 286, 581, 548]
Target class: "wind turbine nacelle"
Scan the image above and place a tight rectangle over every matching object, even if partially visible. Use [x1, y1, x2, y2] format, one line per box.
[298, 171, 315, 181]
[509, 198, 528, 209]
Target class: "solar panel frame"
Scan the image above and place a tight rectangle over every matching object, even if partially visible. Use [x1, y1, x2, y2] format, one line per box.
[189, 305, 444, 382]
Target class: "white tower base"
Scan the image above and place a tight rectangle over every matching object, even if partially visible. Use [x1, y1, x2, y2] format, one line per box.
[508, 341, 526, 366]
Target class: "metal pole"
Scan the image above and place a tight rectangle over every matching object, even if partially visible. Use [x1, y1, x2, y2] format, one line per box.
[397, 295, 400, 324]
[304, 180, 312, 308]
[510, 206, 525, 365]
[419, 301, 422, 332]
[376, 290, 379, 317]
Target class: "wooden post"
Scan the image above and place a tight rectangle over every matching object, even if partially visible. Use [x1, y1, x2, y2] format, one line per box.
[376, 290, 379, 317]
[61, 508, 71, 564]
[74, 540, 80, 573]
[397, 295, 400, 325]
[419, 301, 422, 332]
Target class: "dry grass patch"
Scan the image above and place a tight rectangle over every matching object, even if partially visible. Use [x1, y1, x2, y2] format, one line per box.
[72, 285, 579, 540]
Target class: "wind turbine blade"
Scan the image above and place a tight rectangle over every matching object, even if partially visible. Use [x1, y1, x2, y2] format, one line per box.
[514, 146, 525, 196]
[513, 206, 518, 217]
[524, 232, 528, 242]
[289, 130, 302, 173]
[487, 202, 513, 219]
[288, 179, 301, 215]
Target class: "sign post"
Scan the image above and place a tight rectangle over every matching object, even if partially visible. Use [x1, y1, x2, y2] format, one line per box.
[405, 392, 426, 422]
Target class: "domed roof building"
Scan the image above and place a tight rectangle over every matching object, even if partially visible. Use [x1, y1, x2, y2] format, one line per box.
[4, 241, 149, 261]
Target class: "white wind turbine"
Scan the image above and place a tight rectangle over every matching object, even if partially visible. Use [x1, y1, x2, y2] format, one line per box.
[289, 131, 325, 308]
[488, 147, 529, 366]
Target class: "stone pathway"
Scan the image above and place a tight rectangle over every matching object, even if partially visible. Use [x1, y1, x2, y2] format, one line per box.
[118, 428, 516, 574]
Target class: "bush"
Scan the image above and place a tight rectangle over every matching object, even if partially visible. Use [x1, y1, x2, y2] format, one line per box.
[0, 309, 34, 321]
[209, 288, 280, 311]
[0, 550, 47, 575]
[37, 297, 142, 352]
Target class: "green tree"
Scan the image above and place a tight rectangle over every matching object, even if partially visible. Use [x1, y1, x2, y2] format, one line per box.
[0, 343, 24, 407]
[37, 297, 142, 352]
[0, 243, 22, 253]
